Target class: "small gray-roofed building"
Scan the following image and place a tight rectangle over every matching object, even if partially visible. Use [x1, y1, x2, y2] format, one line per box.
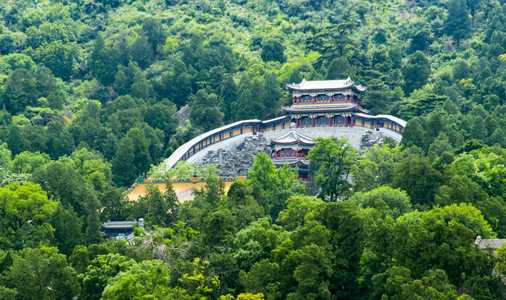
[475, 235, 506, 250]
[272, 130, 316, 145]
[101, 218, 144, 241]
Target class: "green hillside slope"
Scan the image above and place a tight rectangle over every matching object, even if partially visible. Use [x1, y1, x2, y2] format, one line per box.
[2, 0, 506, 299]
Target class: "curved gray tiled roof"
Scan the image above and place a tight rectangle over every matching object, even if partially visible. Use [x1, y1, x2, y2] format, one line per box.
[286, 78, 367, 92]
[272, 158, 310, 166]
[101, 220, 137, 229]
[475, 236, 506, 249]
[272, 130, 316, 145]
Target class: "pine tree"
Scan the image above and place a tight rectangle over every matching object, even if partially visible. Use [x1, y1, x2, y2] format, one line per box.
[402, 51, 431, 95]
[263, 72, 282, 119]
[220, 75, 238, 122]
[50, 205, 83, 255]
[488, 128, 506, 148]
[84, 192, 103, 246]
[289, 69, 303, 84]
[115, 29, 131, 67]
[234, 89, 256, 121]
[191, 90, 225, 131]
[400, 118, 426, 149]
[362, 79, 391, 114]
[7, 125, 24, 155]
[261, 39, 286, 63]
[164, 181, 179, 226]
[142, 17, 167, 55]
[445, 0, 471, 46]
[89, 34, 113, 86]
[326, 57, 353, 80]
[126, 128, 152, 177]
[467, 0, 482, 25]
[130, 32, 153, 69]
[112, 137, 136, 186]
[471, 116, 487, 141]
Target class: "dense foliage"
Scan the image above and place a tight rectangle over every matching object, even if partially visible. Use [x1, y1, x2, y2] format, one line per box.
[3, 0, 506, 298]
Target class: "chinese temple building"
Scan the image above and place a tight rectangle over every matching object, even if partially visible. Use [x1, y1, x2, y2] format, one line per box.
[284, 78, 368, 128]
[271, 130, 316, 181]
[101, 218, 144, 241]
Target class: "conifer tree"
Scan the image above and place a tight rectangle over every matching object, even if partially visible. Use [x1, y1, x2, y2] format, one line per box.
[112, 137, 136, 186]
[326, 57, 353, 80]
[220, 75, 238, 122]
[190, 90, 224, 131]
[263, 72, 282, 119]
[445, 0, 471, 46]
[402, 51, 431, 95]
[142, 17, 167, 55]
[130, 32, 153, 69]
[234, 89, 256, 121]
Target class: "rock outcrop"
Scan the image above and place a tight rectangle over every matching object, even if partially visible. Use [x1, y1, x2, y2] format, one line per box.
[198, 134, 271, 177]
[173, 105, 191, 127]
[196, 129, 396, 177]
[360, 130, 388, 149]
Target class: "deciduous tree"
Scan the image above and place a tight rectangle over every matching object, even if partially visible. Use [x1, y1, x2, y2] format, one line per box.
[308, 137, 359, 201]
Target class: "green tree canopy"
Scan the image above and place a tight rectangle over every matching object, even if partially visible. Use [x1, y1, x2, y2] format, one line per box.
[0, 182, 57, 250]
[308, 137, 359, 201]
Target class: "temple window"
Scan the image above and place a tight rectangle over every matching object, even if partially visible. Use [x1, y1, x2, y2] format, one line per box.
[301, 118, 312, 126]
[317, 117, 329, 126]
[316, 94, 330, 102]
[301, 95, 312, 102]
[333, 94, 345, 101]
[334, 116, 344, 124]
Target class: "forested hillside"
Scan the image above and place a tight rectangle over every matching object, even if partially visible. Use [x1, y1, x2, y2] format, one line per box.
[2, 0, 506, 299]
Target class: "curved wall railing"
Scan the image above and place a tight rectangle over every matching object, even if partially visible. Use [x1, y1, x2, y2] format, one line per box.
[164, 114, 406, 170]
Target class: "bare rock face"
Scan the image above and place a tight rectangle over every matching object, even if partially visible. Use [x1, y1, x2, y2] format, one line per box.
[360, 130, 389, 150]
[173, 105, 191, 127]
[196, 129, 393, 176]
[198, 134, 271, 177]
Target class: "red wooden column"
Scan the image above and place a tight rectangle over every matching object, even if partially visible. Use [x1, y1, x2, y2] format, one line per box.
[312, 117, 315, 127]
[329, 116, 333, 127]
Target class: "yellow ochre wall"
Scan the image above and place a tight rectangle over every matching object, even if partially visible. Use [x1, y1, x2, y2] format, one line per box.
[124, 177, 247, 202]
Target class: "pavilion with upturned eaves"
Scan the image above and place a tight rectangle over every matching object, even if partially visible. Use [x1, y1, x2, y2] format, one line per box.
[270, 130, 316, 181]
[283, 78, 368, 128]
